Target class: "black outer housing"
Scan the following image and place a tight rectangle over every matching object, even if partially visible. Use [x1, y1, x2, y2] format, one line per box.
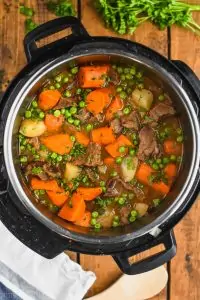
[0, 17, 200, 275]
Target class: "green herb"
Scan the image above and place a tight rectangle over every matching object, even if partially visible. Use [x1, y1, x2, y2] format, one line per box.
[20, 5, 34, 17]
[95, 0, 200, 35]
[46, 0, 75, 17]
[25, 18, 38, 33]
[70, 143, 86, 158]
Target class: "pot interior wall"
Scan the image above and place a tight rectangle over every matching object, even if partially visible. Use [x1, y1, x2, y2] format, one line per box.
[11, 54, 194, 238]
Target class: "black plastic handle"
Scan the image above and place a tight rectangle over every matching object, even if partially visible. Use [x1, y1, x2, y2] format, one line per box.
[113, 230, 176, 275]
[24, 16, 90, 62]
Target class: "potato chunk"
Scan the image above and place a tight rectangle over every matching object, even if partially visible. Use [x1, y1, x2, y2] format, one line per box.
[132, 88, 153, 111]
[19, 119, 46, 137]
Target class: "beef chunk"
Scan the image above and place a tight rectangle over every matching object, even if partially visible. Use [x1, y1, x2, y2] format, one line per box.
[133, 187, 146, 201]
[54, 97, 76, 109]
[85, 143, 103, 167]
[149, 103, 175, 121]
[110, 118, 122, 135]
[75, 108, 91, 123]
[121, 111, 140, 130]
[28, 137, 40, 150]
[63, 122, 77, 134]
[85, 168, 100, 183]
[109, 68, 120, 85]
[43, 163, 61, 178]
[25, 162, 48, 181]
[138, 126, 159, 161]
[120, 206, 131, 225]
[104, 177, 134, 197]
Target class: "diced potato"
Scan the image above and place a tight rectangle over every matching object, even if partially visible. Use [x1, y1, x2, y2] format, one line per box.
[134, 203, 148, 217]
[98, 208, 115, 228]
[131, 88, 153, 111]
[64, 163, 81, 181]
[121, 156, 138, 182]
[19, 119, 46, 137]
[98, 165, 107, 174]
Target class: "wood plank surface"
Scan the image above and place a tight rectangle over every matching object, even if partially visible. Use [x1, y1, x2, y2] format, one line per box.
[170, 1, 200, 299]
[80, 1, 168, 299]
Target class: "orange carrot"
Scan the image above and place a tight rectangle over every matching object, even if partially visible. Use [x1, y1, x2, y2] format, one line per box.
[58, 192, 86, 222]
[152, 182, 170, 195]
[86, 87, 113, 115]
[163, 139, 182, 155]
[164, 163, 177, 178]
[38, 90, 61, 111]
[104, 157, 115, 165]
[78, 65, 110, 88]
[105, 134, 132, 158]
[76, 187, 102, 201]
[136, 163, 153, 185]
[105, 96, 123, 121]
[44, 114, 64, 132]
[40, 133, 73, 155]
[46, 191, 69, 207]
[75, 132, 90, 146]
[91, 127, 115, 145]
[75, 211, 91, 227]
[31, 178, 64, 193]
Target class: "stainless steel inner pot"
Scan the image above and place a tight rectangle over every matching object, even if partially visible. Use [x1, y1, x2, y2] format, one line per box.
[3, 51, 200, 244]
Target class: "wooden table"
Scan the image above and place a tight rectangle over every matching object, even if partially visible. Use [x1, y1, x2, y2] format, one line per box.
[0, 1, 200, 299]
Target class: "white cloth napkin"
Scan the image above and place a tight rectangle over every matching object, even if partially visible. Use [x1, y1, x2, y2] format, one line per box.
[0, 221, 96, 300]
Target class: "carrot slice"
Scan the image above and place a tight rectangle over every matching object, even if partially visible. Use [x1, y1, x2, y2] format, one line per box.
[75, 211, 91, 227]
[104, 157, 115, 165]
[40, 133, 73, 155]
[58, 192, 86, 222]
[91, 127, 116, 145]
[31, 178, 64, 193]
[44, 114, 64, 132]
[86, 87, 113, 115]
[163, 139, 182, 155]
[105, 96, 123, 121]
[135, 163, 153, 185]
[75, 132, 90, 146]
[46, 191, 69, 207]
[164, 163, 177, 178]
[152, 182, 170, 195]
[78, 65, 110, 88]
[76, 187, 102, 201]
[38, 90, 61, 111]
[105, 134, 132, 158]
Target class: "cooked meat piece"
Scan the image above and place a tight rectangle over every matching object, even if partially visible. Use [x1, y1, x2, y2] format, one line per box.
[120, 206, 131, 225]
[117, 178, 135, 191]
[63, 122, 77, 134]
[110, 118, 122, 135]
[133, 187, 146, 201]
[85, 168, 100, 183]
[149, 103, 175, 121]
[73, 156, 85, 166]
[96, 113, 105, 123]
[138, 126, 160, 161]
[75, 108, 91, 123]
[28, 137, 40, 150]
[109, 68, 120, 85]
[104, 177, 135, 197]
[43, 163, 61, 178]
[54, 97, 76, 109]
[25, 162, 48, 181]
[85, 143, 103, 167]
[121, 111, 140, 130]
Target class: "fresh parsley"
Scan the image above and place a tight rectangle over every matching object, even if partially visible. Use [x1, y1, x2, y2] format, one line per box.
[46, 0, 75, 17]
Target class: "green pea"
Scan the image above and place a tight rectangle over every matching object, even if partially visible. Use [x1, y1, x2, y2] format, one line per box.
[152, 163, 159, 170]
[120, 74, 126, 81]
[127, 88, 132, 95]
[31, 148, 36, 154]
[92, 211, 99, 218]
[39, 112, 45, 119]
[153, 198, 161, 207]
[82, 176, 88, 183]
[136, 71, 143, 79]
[25, 110, 32, 118]
[51, 152, 57, 159]
[34, 154, 40, 160]
[86, 124, 93, 132]
[117, 67, 123, 74]
[111, 170, 118, 177]
[130, 67, 136, 75]
[126, 74, 133, 80]
[20, 156, 27, 163]
[34, 190, 40, 197]
[130, 210, 138, 217]
[112, 221, 119, 227]
[132, 133, 137, 140]
[116, 86, 123, 93]
[159, 163, 164, 169]
[129, 148, 136, 156]
[31, 100, 38, 108]
[123, 107, 131, 115]
[119, 146, 126, 153]
[94, 223, 101, 229]
[133, 140, 138, 145]
[54, 110, 61, 117]
[124, 68, 130, 74]
[120, 91, 127, 100]
[71, 67, 79, 74]
[68, 117, 74, 124]
[63, 76, 69, 83]
[129, 216, 136, 223]
[27, 144, 32, 151]
[65, 110, 71, 118]
[70, 135, 76, 142]
[56, 155, 63, 162]
[118, 197, 125, 205]
[61, 108, 66, 115]
[79, 101, 85, 108]
[116, 157, 122, 164]
[70, 106, 77, 115]
[156, 158, 162, 164]
[176, 128, 182, 135]
[76, 88, 82, 95]
[170, 155, 177, 162]
[39, 189, 45, 195]
[158, 94, 165, 101]
[55, 75, 62, 82]
[20, 145, 25, 151]
[49, 85, 55, 90]
[113, 216, 120, 222]
[177, 136, 183, 143]
[64, 90, 72, 97]
[55, 83, 61, 89]
[163, 157, 170, 164]
[100, 181, 105, 187]
[74, 119, 80, 126]
[91, 218, 97, 226]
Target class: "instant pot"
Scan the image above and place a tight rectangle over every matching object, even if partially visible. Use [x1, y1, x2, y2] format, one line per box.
[0, 16, 200, 275]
